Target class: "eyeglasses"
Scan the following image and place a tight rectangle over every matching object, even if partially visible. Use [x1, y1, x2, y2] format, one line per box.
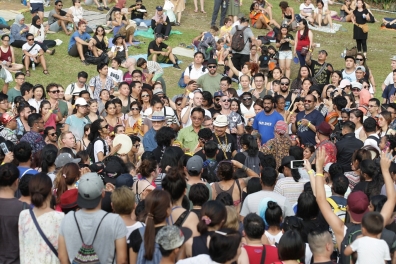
[101, 124, 109, 129]
[280, 82, 289, 86]
[27, 38, 34, 41]
[141, 94, 149, 98]
[49, 90, 59, 94]
[242, 97, 252, 101]
[351, 88, 360, 91]
[222, 99, 231, 102]
[131, 107, 139, 110]
[304, 100, 313, 103]
[208, 65, 217, 69]
[78, 80, 86, 84]
[49, 133, 57, 136]
[215, 98, 221, 101]
[134, 144, 141, 148]
[368, 105, 377, 108]
[341, 108, 351, 112]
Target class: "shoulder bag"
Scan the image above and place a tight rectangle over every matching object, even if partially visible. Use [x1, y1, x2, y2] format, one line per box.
[29, 208, 58, 257]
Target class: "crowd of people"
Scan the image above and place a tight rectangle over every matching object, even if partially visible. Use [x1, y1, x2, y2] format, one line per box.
[0, 0, 395, 263]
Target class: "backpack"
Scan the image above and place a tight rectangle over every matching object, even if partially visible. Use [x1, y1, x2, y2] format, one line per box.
[86, 137, 108, 163]
[84, 51, 109, 65]
[327, 197, 346, 222]
[69, 83, 89, 105]
[178, 65, 207, 88]
[231, 26, 248, 52]
[137, 226, 162, 264]
[242, 152, 261, 174]
[72, 212, 110, 264]
[339, 223, 362, 264]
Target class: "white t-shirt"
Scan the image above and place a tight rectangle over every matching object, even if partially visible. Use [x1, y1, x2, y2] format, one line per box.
[363, 134, 380, 152]
[111, 45, 126, 54]
[93, 139, 109, 162]
[183, 64, 209, 81]
[265, 230, 283, 244]
[350, 236, 391, 264]
[300, 3, 315, 15]
[180, 106, 212, 127]
[65, 82, 93, 98]
[384, 71, 394, 86]
[22, 42, 42, 56]
[108, 68, 123, 84]
[69, 6, 84, 23]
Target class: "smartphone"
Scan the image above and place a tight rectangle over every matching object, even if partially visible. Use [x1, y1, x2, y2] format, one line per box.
[0, 142, 9, 155]
[384, 141, 391, 153]
[290, 160, 305, 169]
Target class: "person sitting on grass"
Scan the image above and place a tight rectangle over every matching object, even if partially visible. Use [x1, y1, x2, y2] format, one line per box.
[67, 21, 96, 66]
[22, 33, 49, 77]
[136, 58, 164, 86]
[151, 6, 171, 40]
[47, 0, 74, 35]
[197, 26, 219, 60]
[147, 34, 180, 69]
[108, 34, 128, 68]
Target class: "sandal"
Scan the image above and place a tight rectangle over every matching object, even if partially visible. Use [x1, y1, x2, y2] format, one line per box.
[26, 70, 30, 77]
[43, 70, 49, 75]
[50, 49, 56, 55]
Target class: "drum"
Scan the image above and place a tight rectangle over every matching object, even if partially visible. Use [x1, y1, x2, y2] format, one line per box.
[325, 112, 339, 126]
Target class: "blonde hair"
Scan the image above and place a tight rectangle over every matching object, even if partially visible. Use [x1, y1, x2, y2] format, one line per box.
[223, 206, 239, 231]
[111, 186, 135, 215]
[58, 131, 74, 148]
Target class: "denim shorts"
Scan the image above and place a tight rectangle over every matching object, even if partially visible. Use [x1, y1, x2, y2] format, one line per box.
[30, 3, 44, 13]
[278, 50, 293, 60]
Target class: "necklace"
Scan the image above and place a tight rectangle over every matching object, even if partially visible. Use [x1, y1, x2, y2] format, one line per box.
[215, 133, 228, 159]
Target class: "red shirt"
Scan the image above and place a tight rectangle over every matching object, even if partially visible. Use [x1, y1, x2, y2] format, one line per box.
[244, 245, 280, 264]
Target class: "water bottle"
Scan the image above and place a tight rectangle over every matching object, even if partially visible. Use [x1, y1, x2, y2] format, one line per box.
[343, 48, 346, 57]
[32, 62, 35, 71]
[222, 1, 226, 9]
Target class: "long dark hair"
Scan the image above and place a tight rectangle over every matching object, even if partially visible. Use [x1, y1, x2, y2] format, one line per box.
[300, 19, 309, 40]
[88, 119, 104, 141]
[240, 134, 258, 157]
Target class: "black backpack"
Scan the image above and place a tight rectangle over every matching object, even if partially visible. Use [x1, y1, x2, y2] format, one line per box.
[178, 65, 207, 88]
[86, 137, 108, 163]
[69, 83, 89, 105]
[231, 26, 248, 52]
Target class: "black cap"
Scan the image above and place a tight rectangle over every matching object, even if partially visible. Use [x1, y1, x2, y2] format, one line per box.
[207, 58, 217, 66]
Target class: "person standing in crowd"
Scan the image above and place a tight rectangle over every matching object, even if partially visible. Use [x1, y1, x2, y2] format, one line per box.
[20, 113, 46, 155]
[181, 91, 211, 127]
[58, 172, 127, 263]
[253, 95, 283, 144]
[294, 19, 313, 67]
[64, 98, 89, 142]
[211, 0, 228, 27]
[212, 115, 237, 160]
[0, 112, 18, 144]
[316, 121, 337, 164]
[218, 93, 244, 137]
[291, 94, 324, 146]
[177, 108, 205, 153]
[7, 72, 25, 103]
[305, 49, 333, 90]
[351, 0, 370, 58]
[336, 121, 364, 171]
[197, 59, 223, 95]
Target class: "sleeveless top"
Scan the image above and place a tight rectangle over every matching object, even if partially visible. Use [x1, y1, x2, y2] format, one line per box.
[355, 125, 363, 140]
[283, 13, 292, 20]
[0, 46, 12, 62]
[93, 35, 107, 51]
[192, 231, 214, 257]
[296, 30, 310, 52]
[214, 180, 241, 206]
[121, 96, 131, 114]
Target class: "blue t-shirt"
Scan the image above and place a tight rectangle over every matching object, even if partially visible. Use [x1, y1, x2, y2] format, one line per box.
[68, 31, 91, 51]
[253, 111, 283, 143]
[382, 84, 396, 104]
[18, 167, 38, 178]
[296, 109, 324, 146]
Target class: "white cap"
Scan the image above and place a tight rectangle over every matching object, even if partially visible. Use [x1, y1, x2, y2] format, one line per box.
[75, 98, 88, 106]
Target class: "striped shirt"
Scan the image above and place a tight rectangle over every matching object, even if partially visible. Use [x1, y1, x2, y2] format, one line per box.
[274, 177, 309, 205]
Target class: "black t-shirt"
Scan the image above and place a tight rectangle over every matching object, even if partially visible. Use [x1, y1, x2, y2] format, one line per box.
[212, 133, 237, 161]
[152, 146, 184, 164]
[309, 60, 332, 85]
[208, 107, 221, 117]
[129, 4, 147, 19]
[147, 40, 168, 57]
[258, 55, 270, 68]
[277, 34, 294, 51]
[129, 226, 164, 253]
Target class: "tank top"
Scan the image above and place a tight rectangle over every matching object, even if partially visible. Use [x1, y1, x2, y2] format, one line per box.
[121, 96, 131, 114]
[214, 180, 241, 206]
[355, 125, 363, 140]
[283, 13, 292, 20]
[0, 46, 12, 62]
[296, 30, 310, 52]
[192, 231, 214, 256]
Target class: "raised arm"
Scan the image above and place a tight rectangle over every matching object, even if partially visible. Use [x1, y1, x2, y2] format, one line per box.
[380, 152, 396, 226]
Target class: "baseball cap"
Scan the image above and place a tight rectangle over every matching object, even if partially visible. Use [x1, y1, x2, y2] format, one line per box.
[153, 88, 164, 95]
[207, 58, 217, 66]
[347, 191, 369, 222]
[316, 121, 332, 136]
[214, 91, 224, 98]
[156, 5, 163, 11]
[351, 81, 363, 90]
[103, 158, 124, 184]
[186, 156, 203, 173]
[54, 153, 81, 168]
[155, 226, 192, 250]
[339, 79, 351, 89]
[77, 172, 104, 209]
[75, 97, 88, 106]
[344, 55, 355, 61]
[356, 66, 366, 72]
[0, 112, 16, 124]
[390, 55, 396, 61]
[60, 189, 78, 209]
[115, 173, 134, 188]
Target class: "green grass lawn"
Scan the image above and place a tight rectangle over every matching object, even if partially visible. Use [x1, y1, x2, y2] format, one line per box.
[6, 0, 396, 99]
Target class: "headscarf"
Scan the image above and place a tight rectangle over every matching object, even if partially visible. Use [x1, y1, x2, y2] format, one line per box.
[358, 88, 371, 115]
[32, 15, 41, 29]
[152, 10, 167, 23]
[13, 14, 25, 25]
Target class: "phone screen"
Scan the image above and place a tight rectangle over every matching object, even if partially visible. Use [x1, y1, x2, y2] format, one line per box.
[291, 160, 305, 169]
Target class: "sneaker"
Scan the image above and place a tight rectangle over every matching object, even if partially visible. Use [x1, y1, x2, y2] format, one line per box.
[103, 6, 110, 10]
[173, 64, 181, 70]
[97, 6, 104, 11]
[81, 60, 90, 66]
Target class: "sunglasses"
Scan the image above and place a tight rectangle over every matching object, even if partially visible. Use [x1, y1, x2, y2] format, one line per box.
[134, 144, 141, 148]
[141, 94, 149, 98]
[49, 133, 57, 136]
[49, 90, 60, 94]
[208, 65, 217, 69]
[280, 82, 289, 86]
[27, 38, 34, 41]
[101, 124, 109, 129]
[58, 4, 63, 6]
[341, 108, 351, 112]
[351, 88, 360, 91]
[222, 99, 231, 102]
[356, 58, 364, 61]
[242, 97, 252, 101]
[215, 98, 221, 101]
[304, 100, 313, 103]
[131, 107, 139, 110]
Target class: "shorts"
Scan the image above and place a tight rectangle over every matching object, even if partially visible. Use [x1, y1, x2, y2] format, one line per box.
[68, 44, 88, 57]
[152, 72, 163, 82]
[30, 3, 44, 13]
[148, 53, 171, 64]
[278, 50, 293, 60]
[49, 22, 61, 32]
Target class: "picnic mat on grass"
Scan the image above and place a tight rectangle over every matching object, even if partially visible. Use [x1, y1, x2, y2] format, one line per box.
[44, 9, 106, 29]
[129, 54, 182, 68]
[308, 23, 342, 33]
[134, 27, 182, 39]
[172, 47, 195, 58]
[0, 10, 22, 21]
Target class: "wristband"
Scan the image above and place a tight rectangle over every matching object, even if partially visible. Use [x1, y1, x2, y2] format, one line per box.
[316, 173, 324, 177]
[242, 165, 248, 171]
[49, 110, 53, 113]
[307, 121, 311, 127]
[308, 169, 315, 175]
[1, 162, 5, 165]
